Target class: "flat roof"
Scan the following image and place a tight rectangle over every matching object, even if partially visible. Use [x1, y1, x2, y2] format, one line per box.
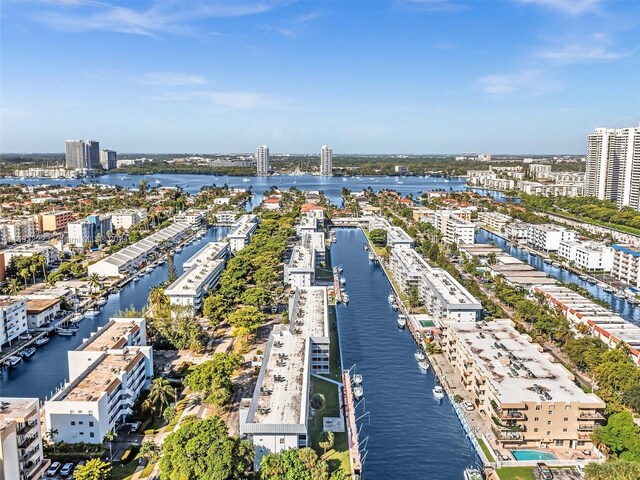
[229, 215, 258, 239]
[0, 397, 38, 429]
[183, 241, 228, 269]
[447, 321, 604, 406]
[77, 318, 143, 352]
[165, 258, 225, 295]
[291, 287, 328, 339]
[289, 245, 314, 270]
[424, 266, 481, 307]
[26, 298, 60, 313]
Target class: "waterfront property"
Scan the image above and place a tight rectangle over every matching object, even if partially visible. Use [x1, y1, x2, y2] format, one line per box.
[434, 210, 475, 245]
[557, 240, 613, 272]
[532, 285, 640, 366]
[164, 241, 228, 313]
[0, 297, 28, 351]
[240, 329, 310, 470]
[389, 247, 481, 322]
[442, 320, 605, 453]
[2, 243, 58, 267]
[25, 298, 60, 329]
[174, 208, 208, 226]
[288, 287, 330, 373]
[367, 216, 414, 248]
[527, 224, 577, 252]
[506, 222, 532, 242]
[285, 245, 315, 288]
[88, 221, 191, 278]
[478, 211, 511, 233]
[227, 214, 259, 253]
[0, 397, 46, 480]
[611, 244, 640, 288]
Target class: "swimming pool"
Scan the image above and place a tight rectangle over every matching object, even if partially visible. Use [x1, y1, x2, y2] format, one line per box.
[511, 450, 558, 461]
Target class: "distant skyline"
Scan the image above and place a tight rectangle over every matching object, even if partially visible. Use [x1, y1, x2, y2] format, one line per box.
[1, 0, 639, 154]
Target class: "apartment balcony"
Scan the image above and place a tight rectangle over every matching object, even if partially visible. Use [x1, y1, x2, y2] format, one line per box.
[17, 420, 38, 436]
[18, 434, 38, 449]
[19, 445, 41, 463]
[577, 424, 596, 432]
[491, 424, 525, 442]
[579, 412, 605, 421]
[500, 410, 527, 421]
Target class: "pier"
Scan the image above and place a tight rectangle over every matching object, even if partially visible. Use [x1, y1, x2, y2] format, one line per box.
[342, 371, 362, 480]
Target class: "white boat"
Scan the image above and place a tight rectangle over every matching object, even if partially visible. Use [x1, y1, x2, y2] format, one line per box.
[579, 275, 589, 281]
[464, 467, 483, 480]
[242, 178, 251, 182]
[353, 374, 363, 385]
[353, 385, 364, 400]
[175, 247, 183, 253]
[145, 266, 153, 273]
[34, 336, 49, 347]
[397, 315, 406, 329]
[97, 298, 107, 306]
[340, 277, 346, 285]
[414, 351, 426, 361]
[85, 309, 100, 316]
[343, 294, 350, 304]
[158, 259, 166, 265]
[614, 291, 625, 298]
[155, 179, 161, 184]
[56, 328, 75, 336]
[19, 347, 36, 359]
[418, 360, 429, 372]
[388, 294, 395, 304]
[343, 177, 348, 182]
[368, 252, 375, 261]
[6, 356, 22, 368]
[433, 385, 445, 399]
[133, 275, 140, 282]
[391, 302, 399, 311]
[338, 266, 343, 273]
[543, 258, 552, 265]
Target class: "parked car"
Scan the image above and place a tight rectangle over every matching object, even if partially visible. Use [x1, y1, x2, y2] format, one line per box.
[60, 463, 74, 477]
[19, 333, 33, 341]
[46, 462, 62, 477]
[463, 401, 475, 411]
[128, 421, 142, 433]
[537, 462, 554, 480]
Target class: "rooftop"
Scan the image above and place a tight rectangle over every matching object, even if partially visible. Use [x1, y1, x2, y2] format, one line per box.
[289, 245, 314, 271]
[229, 215, 258, 239]
[77, 318, 142, 352]
[165, 258, 225, 295]
[0, 397, 39, 430]
[26, 298, 60, 314]
[447, 321, 604, 406]
[183, 241, 228, 269]
[290, 287, 328, 339]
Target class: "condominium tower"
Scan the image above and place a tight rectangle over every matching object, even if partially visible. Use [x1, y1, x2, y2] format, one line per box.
[256, 145, 270, 175]
[585, 126, 640, 210]
[320, 145, 333, 176]
[99, 149, 117, 170]
[65, 140, 100, 170]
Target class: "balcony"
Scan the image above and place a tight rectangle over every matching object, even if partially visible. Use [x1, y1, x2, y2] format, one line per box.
[491, 424, 525, 442]
[19, 445, 40, 463]
[500, 410, 527, 421]
[578, 425, 596, 432]
[18, 434, 38, 449]
[17, 420, 38, 436]
[579, 412, 605, 421]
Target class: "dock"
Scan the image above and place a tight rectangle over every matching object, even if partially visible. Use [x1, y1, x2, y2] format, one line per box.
[342, 371, 363, 480]
[333, 268, 343, 304]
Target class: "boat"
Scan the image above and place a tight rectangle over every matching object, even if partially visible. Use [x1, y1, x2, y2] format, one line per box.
[388, 294, 395, 304]
[34, 336, 49, 347]
[66, 323, 80, 332]
[154, 179, 161, 184]
[603, 287, 613, 293]
[363, 244, 369, 251]
[56, 328, 75, 336]
[587, 277, 597, 284]
[353, 385, 364, 400]
[552, 262, 561, 268]
[397, 315, 406, 329]
[342, 177, 348, 182]
[543, 258, 552, 264]
[332, 236, 337, 243]
[6, 356, 22, 368]
[433, 385, 445, 399]
[97, 298, 107, 306]
[529, 252, 538, 258]
[338, 266, 343, 273]
[418, 360, 429, 372]
[175, 247, 183, 253]
[414, 351, 426, 362]
[614, 291, 625, 298]
[342, 294, 350, 304]
[158, 259, 166, 265]
[353, 374, 363, 385]
[464, 467, 484, 480]
[19, 347, 36, 359]
[340, 277, 346, 285]
[242, 177, 251, 182]
[391, 302, 399, 311]
[85, 309, 100, 316]
[133, 275, 140, 282]
[145, 266, 153, 273]
[368, 252, 375, 261]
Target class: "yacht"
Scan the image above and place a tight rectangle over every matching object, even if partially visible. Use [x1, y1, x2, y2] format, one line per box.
[397, 315, 406, 329]
[175, 247, 183, 253]
[342, 294, 350, 304]
[543, 258, 552, 265]
[353, 385, 364, 400]
[242, 178, 251, 182]
[85, 309, 100, 316]
[579, 274, 589, 281]
[388, 294, 395, 304]
[155, 179, 161, 184]
[414, 351, 426, 362]
[368, 252, 375, 261]
[551, 262, 561, 268]
[97, 298, 107, 306]
[338, 266, 343, 273]
[587, 277, 597, 285]
[529, 251, 538, 258]
[158, 259, 166, 265]
[19, 347, 36, 359]
[603, 287, 614, 294]
[614, 291, 625, 298]
[433, 385, 445, 399]
[34, 336, 49, 347]
[145, 266, 153, 274]
[418, 360, 429, 372]
[56, 328, 75, 336]
[6, 356, 22, 368]
[464, 467, 483, 480]
[340, 277, 346, 285]
[353, 374, 363, 385]
[391, 302, 399, 311]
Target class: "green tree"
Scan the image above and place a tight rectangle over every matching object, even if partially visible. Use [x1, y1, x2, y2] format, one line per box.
[203, 293, 232, 326]
[369, 228, 387, 247]
[184, 353, 242, 407]
[241, 287, 272, 309]
[318, 430, 334, 456]
[136, 441, 160, 463]
[103, 429, 116, 462]
[5, 278, 21, 295]
[160, 416, 253, 480]
[148, 377, 176, 415]
[163, 405, 177, 423]
[73, 458, 112, 480]
[593, 412, 640, 461]
[87, 273, 102, 294]
[259, 447, 329, 480]
[585, 460, 640, 480]
[227, 306, 265, 339]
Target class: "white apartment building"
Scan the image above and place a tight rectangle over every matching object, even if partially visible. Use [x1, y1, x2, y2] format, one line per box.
[286, 245, 315, 288]
[256, 145, 270, 176]
[557, 240, 614, 272]
[67, 220, 94, 246]
[288, 287, 330, 373]
[367, 216, 414, 249]
[25, 298, 60, 329]
[174, 209, 207, 226]
[506, 222, 532, 242]
[302, 231, 326, 265]
[528, 224, 577, 252]
[519, 181, 584, 197]
[164, 242, 228, 313]
[528, 163, 552, 178]
[111, 210, 145, 230]
[3, 244, 58, 267]
[0, 397, 46, 480]
[611, 244, 640, 287]
[434, 211, 475, 245]
[585, 126, 640, 210]
[0, 217, 37, 246]
[478, 211, 511, 233]
[228, 215, 259, 253]
[0, 298, 28, 350]
[214, 211, 237, 224]
[390, 248, 481, 323]
[320, 145, 332, 176]
[296, 214, 319, 237]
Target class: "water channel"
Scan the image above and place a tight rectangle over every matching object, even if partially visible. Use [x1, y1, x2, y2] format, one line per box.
[0, 227, 229, 400]
[331, 227, 476, 479]
[476, 229, 640, 326]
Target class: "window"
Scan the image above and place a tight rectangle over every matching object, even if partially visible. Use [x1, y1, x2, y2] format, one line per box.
[534, 428, 539, 432]
[563, 428, 568, 432]
[90, 432, 95, 438]
[555, 440, 564, 446]
[577, 441, 586, 447]
[89, 421, 94, 427]
[536, 405, 541, 410]
[79, 421, 83, 425]
[563, 417, 568, 422]
[547, 421, 552, 425]
[565, 405, 571, 410]
[547, 431, 551, 436]
[548, 411, 553, 415]
[534, 417, 539, 422]
[79, 432, 84, 435]
[279, 438, 285, 445]
[71, 421, 76, 426]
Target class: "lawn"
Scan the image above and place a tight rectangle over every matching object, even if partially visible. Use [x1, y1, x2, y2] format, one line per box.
[110, 460, 141, 480]
[477, 437, 495, 463]
[309, 376, 351, 474]
[321, 306, 343, 382]
[496, 466, 535, 480]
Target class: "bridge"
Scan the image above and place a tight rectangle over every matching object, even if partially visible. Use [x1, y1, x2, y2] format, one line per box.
[330, 217, 370, 227]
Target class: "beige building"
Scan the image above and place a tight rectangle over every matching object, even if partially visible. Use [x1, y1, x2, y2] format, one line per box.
[0, 397, 47, 480]
[442, 320, 605, 452]
[39, 210, 74, 232]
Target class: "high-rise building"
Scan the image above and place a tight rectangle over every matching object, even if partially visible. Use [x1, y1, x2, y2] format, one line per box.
[585, 126, 640, 210]
[99, 149, 117, 170]
[65, 140, 101, 170]
[256, 145, 270, 175]
[320, 145, 333, 176]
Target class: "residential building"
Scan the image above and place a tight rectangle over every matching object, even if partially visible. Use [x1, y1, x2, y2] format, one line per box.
[87, 214, 112, 240]
[227, 215, 259, 253]
[67, 220, 94, 246]
[3, 244, 58, 267]
[442, 320, 605, 451]
[557, 240, 614, 272]
[111, 210, 145, 231]
[263, 197, 281, 211]
[164, 242, 228, 313]
[288, 287, 330, 373]
[174, 209, 207, 226]
[214, 211, 237, 224]
[585, 126, 640, 210]
[302, 231, 326, 265]
[506, 222, 532, 242]
[296, 214, 319, 237]
[256, 145, 270, 175]
[285, 245, 315, 288]
[528, 224, 577, 252]
[0, 217, 37, 246]
[320, 145, 332, 176]
[99, 150, 117, 170]
[477, 153, 492, 162]
[65, 140, 100, 170]
[528, 164, 552, 179]
[519, 181, 584, 197]
[478, 211, 511, 233]
[0, 298, 28, 351]
[394, 165, 409, 173]
[611, 244, 640, 287]
[411, 207, 435, 224]
[0, 397, 46, 480]
[25, 298, 60, 329]
[39, 210, 74, 232]
[367, 216, 414, 249]
[434, 211, 475, 245]
[533, 285, 640, 366]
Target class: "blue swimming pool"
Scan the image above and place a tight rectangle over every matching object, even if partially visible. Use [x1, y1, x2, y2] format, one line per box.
[511, 450, 558, 461]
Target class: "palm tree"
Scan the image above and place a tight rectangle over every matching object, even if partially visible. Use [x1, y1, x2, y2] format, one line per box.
[45, 428, 59, 451]
[19, 268, 29, 288]
[38, 254, 47, 280]
[148, 377, 176, 415]
[29, 264, 38, 285]
[87, 273, 102, 294]
[6, 278, 21, 296]
[104, 429, 116, 462]
[148, 286, 168, 314]
[135, 441, 160, 463]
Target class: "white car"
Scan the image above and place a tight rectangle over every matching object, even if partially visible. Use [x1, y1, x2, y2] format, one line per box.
[463, 401, 475, 411]
[19, 333, 33, 341]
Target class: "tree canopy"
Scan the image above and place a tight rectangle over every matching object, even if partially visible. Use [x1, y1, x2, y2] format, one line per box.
[259, 447, 329, 480]
[72, 458, 111, 480]
[184, 353, 242, 407]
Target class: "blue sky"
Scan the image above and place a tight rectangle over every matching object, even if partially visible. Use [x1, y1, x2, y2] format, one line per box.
[1, 0, 639, 154]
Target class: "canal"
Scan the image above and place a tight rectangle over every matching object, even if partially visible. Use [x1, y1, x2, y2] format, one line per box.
[331, 228, 476, 479]
[0, 227, 229, 400]
[476, 229, 640, 326]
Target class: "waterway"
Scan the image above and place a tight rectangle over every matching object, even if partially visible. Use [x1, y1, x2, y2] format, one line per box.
[476, 229, 640, 326]
[0, 226, 229, 400]
[331, 228, 476, 479]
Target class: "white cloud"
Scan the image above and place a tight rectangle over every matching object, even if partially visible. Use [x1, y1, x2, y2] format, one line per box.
[516, 0, 602, 15]
[153, 90, 279, 109]
[137, 72, 208, 86]
[478, 70, 561, 96]
[535, 33, 629, 63]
